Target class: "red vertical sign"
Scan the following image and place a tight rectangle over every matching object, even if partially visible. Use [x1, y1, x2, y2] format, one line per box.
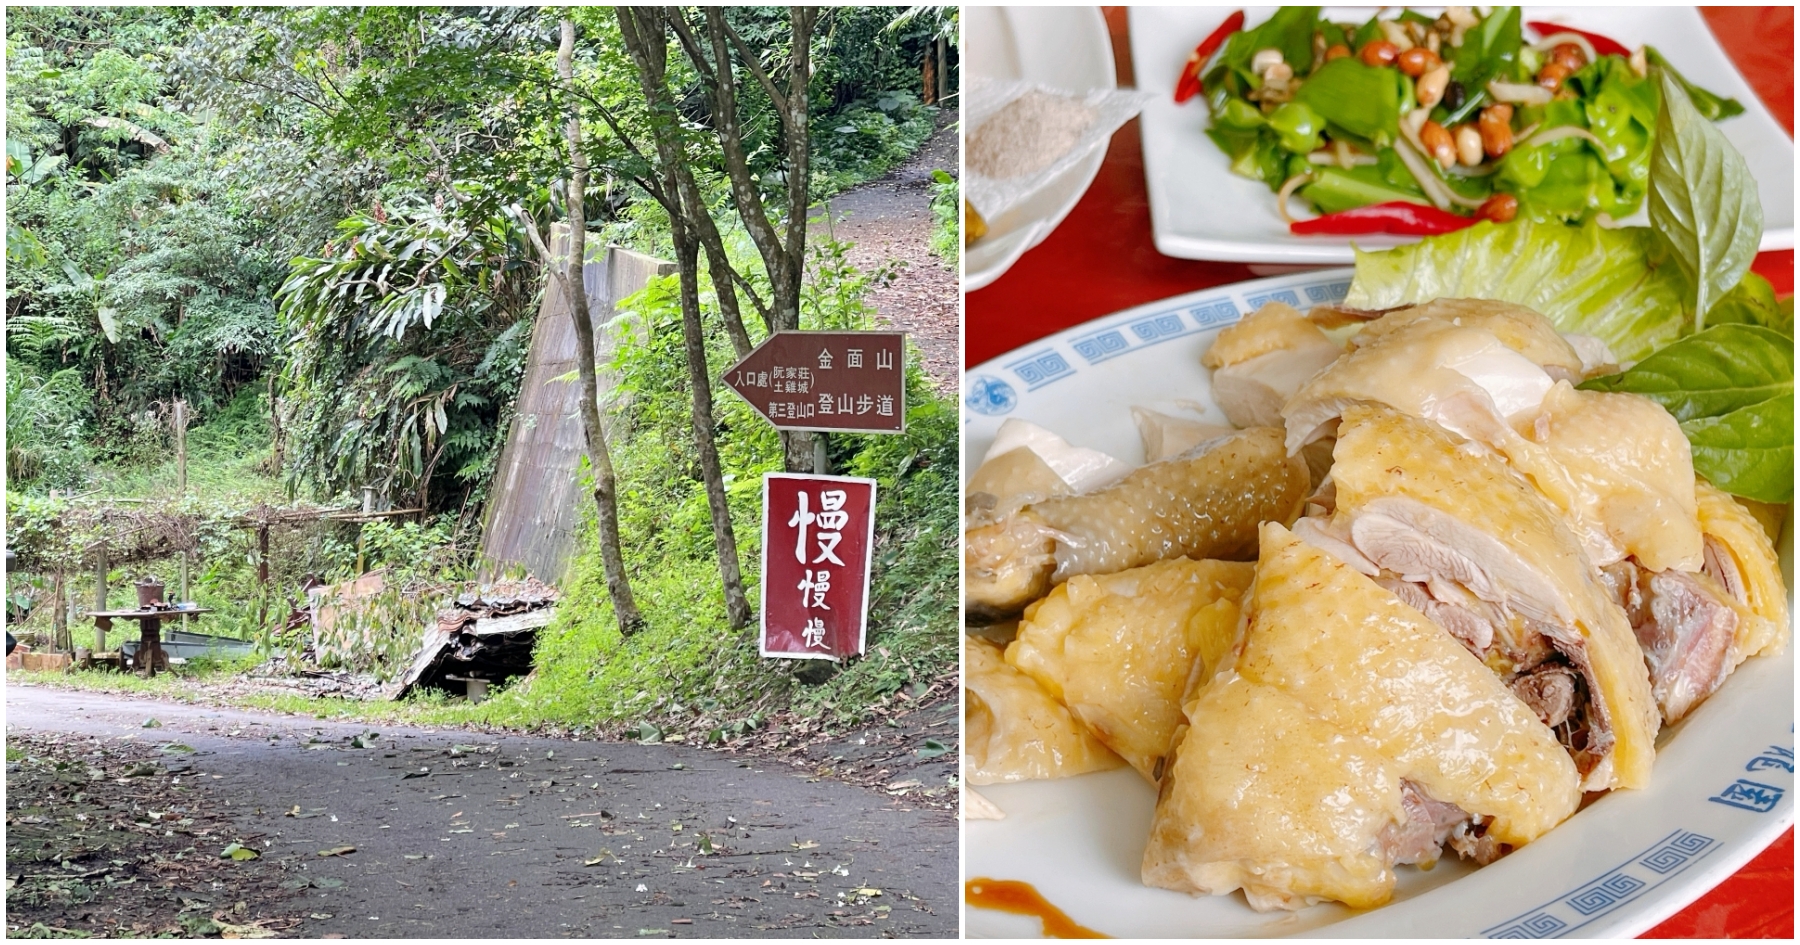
[760, 473, 877, 660]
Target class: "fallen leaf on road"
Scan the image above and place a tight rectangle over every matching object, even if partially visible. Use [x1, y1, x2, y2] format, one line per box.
[317, 846, 356, 857]
[915, 739, 950, 758]
[310, 914, 333, 920]
[142, 718, 161, 728]
[220, 843, 259, 861]
[671, 919, 693, 925]
[636, 930, 668, 936]
[856, 888, 883, 897]
[159, 742, 196, 753]
[402, 769, 430, 779]
[792, 840, 819, 850]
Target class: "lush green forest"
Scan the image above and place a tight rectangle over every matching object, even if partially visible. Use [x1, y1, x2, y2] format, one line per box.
[5, 6, 959, 735]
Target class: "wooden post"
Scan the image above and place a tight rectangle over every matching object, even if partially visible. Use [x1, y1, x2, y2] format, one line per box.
[937, 36, 949, 104]
[51, 569, 68, 653]
[173, 399, 190, 632]
[256, 523, 270, 640]
[93, 551, 109, 653]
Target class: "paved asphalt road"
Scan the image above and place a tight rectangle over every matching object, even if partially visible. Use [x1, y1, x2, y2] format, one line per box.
[5, 685, 958, 938]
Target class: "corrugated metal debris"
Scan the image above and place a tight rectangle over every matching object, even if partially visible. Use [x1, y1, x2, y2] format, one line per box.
[388, 578, 560, 701]
[478, 235, 674, 585]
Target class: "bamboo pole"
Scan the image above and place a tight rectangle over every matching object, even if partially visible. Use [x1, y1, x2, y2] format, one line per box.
[174, 399, 190, 632]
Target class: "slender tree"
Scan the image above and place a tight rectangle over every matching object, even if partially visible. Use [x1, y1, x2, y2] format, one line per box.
[549, 17, 642, 637]
[667, 6, 821, 472]
[615, 6, 752, 630]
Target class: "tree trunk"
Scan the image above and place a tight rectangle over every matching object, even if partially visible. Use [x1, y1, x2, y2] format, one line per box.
[617, 7, 753, 632]
[679, 8, 818, 472]
[559, 17, 643, 637]
[673, 235, 753, 630]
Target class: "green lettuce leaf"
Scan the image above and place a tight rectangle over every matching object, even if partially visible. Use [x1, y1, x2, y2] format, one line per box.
[1344, 219, 1692, 362]
[1579, 325, 1793, 503]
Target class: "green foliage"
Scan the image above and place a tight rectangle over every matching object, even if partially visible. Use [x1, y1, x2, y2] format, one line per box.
[928, 168, 959, 266]
[276, 203, 535, 512]
[6, 363, 92, 490]
[463, 243, 956, 733]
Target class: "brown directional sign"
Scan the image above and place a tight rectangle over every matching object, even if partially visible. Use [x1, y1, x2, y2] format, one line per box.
[721, 330, 906, 434]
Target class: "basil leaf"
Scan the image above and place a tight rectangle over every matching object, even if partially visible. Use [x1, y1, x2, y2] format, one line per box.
[1579, 324, 1793, 504]
[1579, 324, 1792, 420]
[1682, 396, 1794, 504]
[1705, 272, 1788, 335]
[1648, 70, 1762, 331]
[1644, 46, 1745, 121]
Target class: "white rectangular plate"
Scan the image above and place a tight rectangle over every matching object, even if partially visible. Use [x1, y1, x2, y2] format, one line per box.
[1131, 7, 1797, 264]
[961, 269, 1795, 938]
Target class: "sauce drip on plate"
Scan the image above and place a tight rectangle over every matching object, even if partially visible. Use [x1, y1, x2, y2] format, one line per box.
[964, 878, 1109, 938]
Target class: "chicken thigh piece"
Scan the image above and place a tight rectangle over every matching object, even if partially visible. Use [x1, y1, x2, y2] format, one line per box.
[1142, 524, 1578, 912]
[1322, 405, 1659, 791]
[964, 427, 1308, 621]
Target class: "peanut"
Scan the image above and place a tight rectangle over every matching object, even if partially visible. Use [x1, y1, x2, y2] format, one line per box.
[1421, 120, 1456, 168]
[1360, 41, 1400, 67]
[1415, 64, 1450, 109]
[1537, 61, 1571, 91]
[1476, 193, 1519, 223]
[1397, 47, 1442, 77]
[1478, 104, 1514, 159]
[1551, 42, 1587, 72]
[1455, 124, 1483, 166]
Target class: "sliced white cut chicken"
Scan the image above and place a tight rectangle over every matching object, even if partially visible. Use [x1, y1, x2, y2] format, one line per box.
[964, 787, 1006, 820]
[1346, 298, 1587, 383]
[1141, 523, 1578, 912]
[1696, 481, 1792, 666]
[964, 427, 1309, 620]
[981, 418, 1131, 494]
[1131, 406, 1235, 464]
[1007, 557, 1255, 782]
[1284, 316, 1557, 455]
[1516, 382, 1703, 573]
[1201, 302, 1345, 429]
[1326, 405, 1659, 791]
[965, 447, 1072, 526]
[1561, 333, 1620, 379]
[965, 636, 1123, 785]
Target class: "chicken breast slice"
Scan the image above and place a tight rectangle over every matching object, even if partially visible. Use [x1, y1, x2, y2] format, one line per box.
[1515, 382, 1703, 572]
[964, 636, 1123, 785]
[1142, 524, 1578, 912]
[1201, 302, 1345, 430]
[1006, 558, 1255, 783]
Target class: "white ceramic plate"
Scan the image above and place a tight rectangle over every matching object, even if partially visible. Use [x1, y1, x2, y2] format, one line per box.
[964, 6, 1114, 292]
[1131, 7, 1797, 264]
[961, 269, 1796, 938]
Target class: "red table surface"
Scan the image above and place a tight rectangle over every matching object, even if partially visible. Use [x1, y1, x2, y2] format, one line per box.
[965, 7, 1795, 939]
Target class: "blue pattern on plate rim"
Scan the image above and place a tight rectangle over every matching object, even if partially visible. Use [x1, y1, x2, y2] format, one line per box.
[1005, 349, 1075, 392]
[1483, 830, 1720, 938]
[964, 375, 1017, 416]
[1069, 328, 1131, 365]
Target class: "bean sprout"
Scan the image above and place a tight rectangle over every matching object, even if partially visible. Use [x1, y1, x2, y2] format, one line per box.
[1277, 173, 1315, 224]
[1487, 79, 1554, 106]
[1530, 32, 1598, 64]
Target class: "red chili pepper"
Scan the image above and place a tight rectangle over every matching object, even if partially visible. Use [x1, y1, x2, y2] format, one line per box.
[1526, 22, 1631, 59]
[1175, 10, 1245, 104]
[1289, 201, 1477, 237]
